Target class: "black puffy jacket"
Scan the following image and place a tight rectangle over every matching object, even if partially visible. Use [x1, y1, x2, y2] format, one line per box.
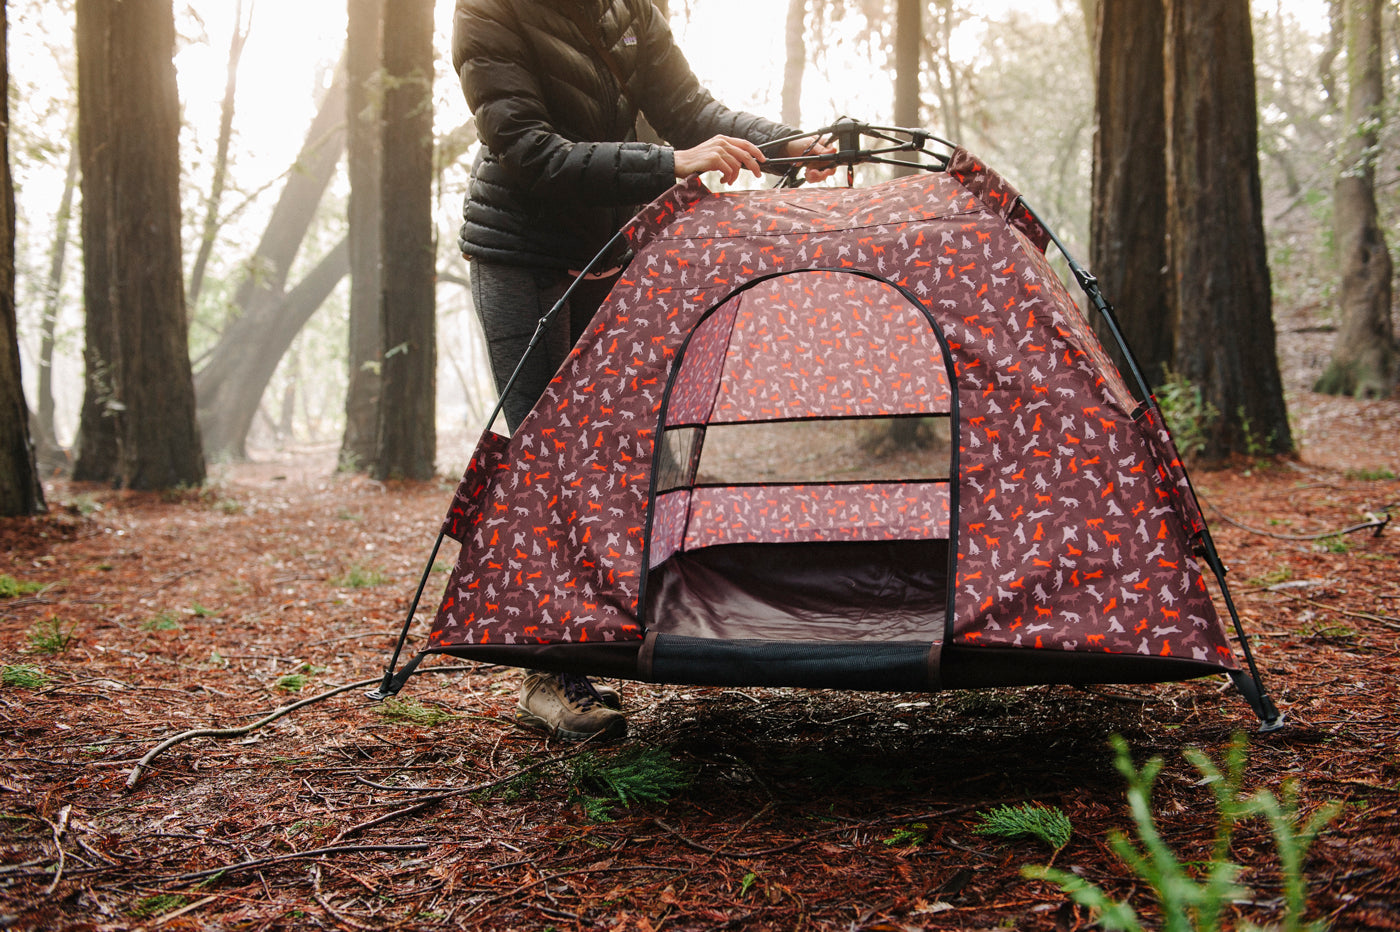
[453, 0, 796, 269]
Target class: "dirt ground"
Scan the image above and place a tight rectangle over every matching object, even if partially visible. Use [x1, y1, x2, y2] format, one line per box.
[2, 374, 1399, 930]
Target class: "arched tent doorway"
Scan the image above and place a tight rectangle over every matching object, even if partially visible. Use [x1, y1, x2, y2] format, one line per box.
[639, 270, 960, 688]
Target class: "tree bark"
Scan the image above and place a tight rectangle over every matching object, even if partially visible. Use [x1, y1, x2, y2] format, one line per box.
[1, 0, 46, 516]
[1164, 0, 1292, 460]
[193, 65, 348, 460]
[781, 0, 806, 127]
[38, 136, 79, 444]
[1314, 0, 1396, 398]
[374, 0, 436, 481]
[883, 0, 924, 451]
[105, 0, 204, 490]
[1090, 0, 1173, 387]
[341, 0, 384, 471]
[928, 1, 964, 142]
[201, 239, 351, 461]
[72, 0, 119, 483]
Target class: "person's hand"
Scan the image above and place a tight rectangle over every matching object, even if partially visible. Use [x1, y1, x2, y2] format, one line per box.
[673, 135, 766, 184]
[785, 136, 838, 183]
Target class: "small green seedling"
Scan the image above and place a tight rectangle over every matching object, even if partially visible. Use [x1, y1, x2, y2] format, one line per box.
[975, 803, 1072, 852]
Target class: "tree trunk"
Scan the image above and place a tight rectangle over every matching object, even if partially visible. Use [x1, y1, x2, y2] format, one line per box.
[1, 0, 46, 516]
[1314, 0, 1396, 398]
[1090, 0, 1173, 387]
[781, 0, 806, 127]
[72, 0, 119, 483]
[205, 239, 351, 459]
[341, 0, 384, 471]
[105, 0, 204, 490]
[193, 65, 347, 460]
[374, 0, 436, 481]
[38, 136, 79, 444]
[883, 0, 923, 451]
[1164, 0, 1292, 460]
[929, 1, 964, 142]
[187, 0, 250, 310]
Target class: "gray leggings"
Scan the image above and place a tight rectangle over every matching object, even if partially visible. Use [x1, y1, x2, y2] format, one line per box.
[469, 260, 619, 432]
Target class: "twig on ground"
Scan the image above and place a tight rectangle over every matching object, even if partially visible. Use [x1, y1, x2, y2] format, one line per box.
[154, 843, 430, 885]
[42, 805, 72, 895]
[1200, 496, 1390, 542]
[1256, 588, 1400, 631]
[333, 742, 596, 842]
[311, 864, 379, 931]
[125, 666, 475, 789]
[655, 802, 994, 859]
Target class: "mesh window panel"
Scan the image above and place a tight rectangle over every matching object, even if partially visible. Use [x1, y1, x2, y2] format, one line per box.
[693, 415, 952, 486]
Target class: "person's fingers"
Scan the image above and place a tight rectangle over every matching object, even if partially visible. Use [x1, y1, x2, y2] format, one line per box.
[674, 135, 767, 183]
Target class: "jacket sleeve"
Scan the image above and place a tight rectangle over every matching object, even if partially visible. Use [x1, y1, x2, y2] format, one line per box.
[453, 0, 677, 207]
[631, 1, 797, 154]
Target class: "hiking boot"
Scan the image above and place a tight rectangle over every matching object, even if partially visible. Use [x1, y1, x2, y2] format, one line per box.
[592, 681, 623, 710]
[517, 672, 627, 741]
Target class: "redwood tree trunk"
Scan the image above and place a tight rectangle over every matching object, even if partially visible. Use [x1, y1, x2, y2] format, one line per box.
[105, 0, 204, 489]
[1, 0, 45, 516]
[1315, 0, 1396, 398]
[1090, 0, 1172, 388]
[374, 0, 436, 480]
[72, 0, 119, 483]
[341, 0, 384, 471]
[1164, 0, 1292, 460]
[38, 142, 78, 444]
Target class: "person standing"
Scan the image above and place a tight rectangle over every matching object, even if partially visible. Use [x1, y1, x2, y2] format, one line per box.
[452, 0, 833, 741]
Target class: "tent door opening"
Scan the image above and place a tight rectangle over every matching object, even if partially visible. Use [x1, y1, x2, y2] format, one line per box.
[637, 270, 959, 689]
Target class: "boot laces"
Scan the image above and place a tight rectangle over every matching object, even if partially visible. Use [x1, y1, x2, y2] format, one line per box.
[558, 672, 602, 710]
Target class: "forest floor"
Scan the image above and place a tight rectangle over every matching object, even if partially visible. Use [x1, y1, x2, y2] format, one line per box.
[4, 322, 1400, 930]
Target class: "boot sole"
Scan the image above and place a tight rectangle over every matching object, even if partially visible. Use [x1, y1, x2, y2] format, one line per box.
[516, 707, 628, 742]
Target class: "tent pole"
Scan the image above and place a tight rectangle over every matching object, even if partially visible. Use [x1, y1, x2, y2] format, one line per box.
[366, 532, 444, 700]
[367, 227, 631, 701]
[1014, 196, 1285, 732]
[477, 227, 631, 436]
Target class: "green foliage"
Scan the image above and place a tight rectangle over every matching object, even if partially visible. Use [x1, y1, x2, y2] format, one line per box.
[27, 617, 75, 654]
[975, 803, 1073, 851]
[2, 664, 52, 689]
[883, 821, 930, 848]
[141, 611, 183, 632]
[570, 746, 693, 822]
[1024, 735, 1341, 932]
[0, 575, 45, 598]
[275, 673, 310, 693]
[1155, 370, 1219, 462]
[1343, 467, 1396, 481]
[375, 698, 456, 727]
[1246, 566, 1293, 587]
[129, 895, 187, 919]
[1237, 406, 1277, 460]
[331, 562, 389, 588]
[1317, 536, 1351, 555]
[64, 494, 102, 516]
[274, 664, 325, 694]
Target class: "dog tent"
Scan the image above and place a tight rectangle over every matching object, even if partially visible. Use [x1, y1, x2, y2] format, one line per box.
[372, 123, 1283, 729]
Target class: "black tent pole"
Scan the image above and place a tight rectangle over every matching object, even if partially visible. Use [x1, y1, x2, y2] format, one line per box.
[366, 228, 632, 702]
[1014, 197, 1284, 732]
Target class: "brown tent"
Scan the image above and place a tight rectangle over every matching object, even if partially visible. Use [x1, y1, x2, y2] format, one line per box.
[374, 126, 1283, 730]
